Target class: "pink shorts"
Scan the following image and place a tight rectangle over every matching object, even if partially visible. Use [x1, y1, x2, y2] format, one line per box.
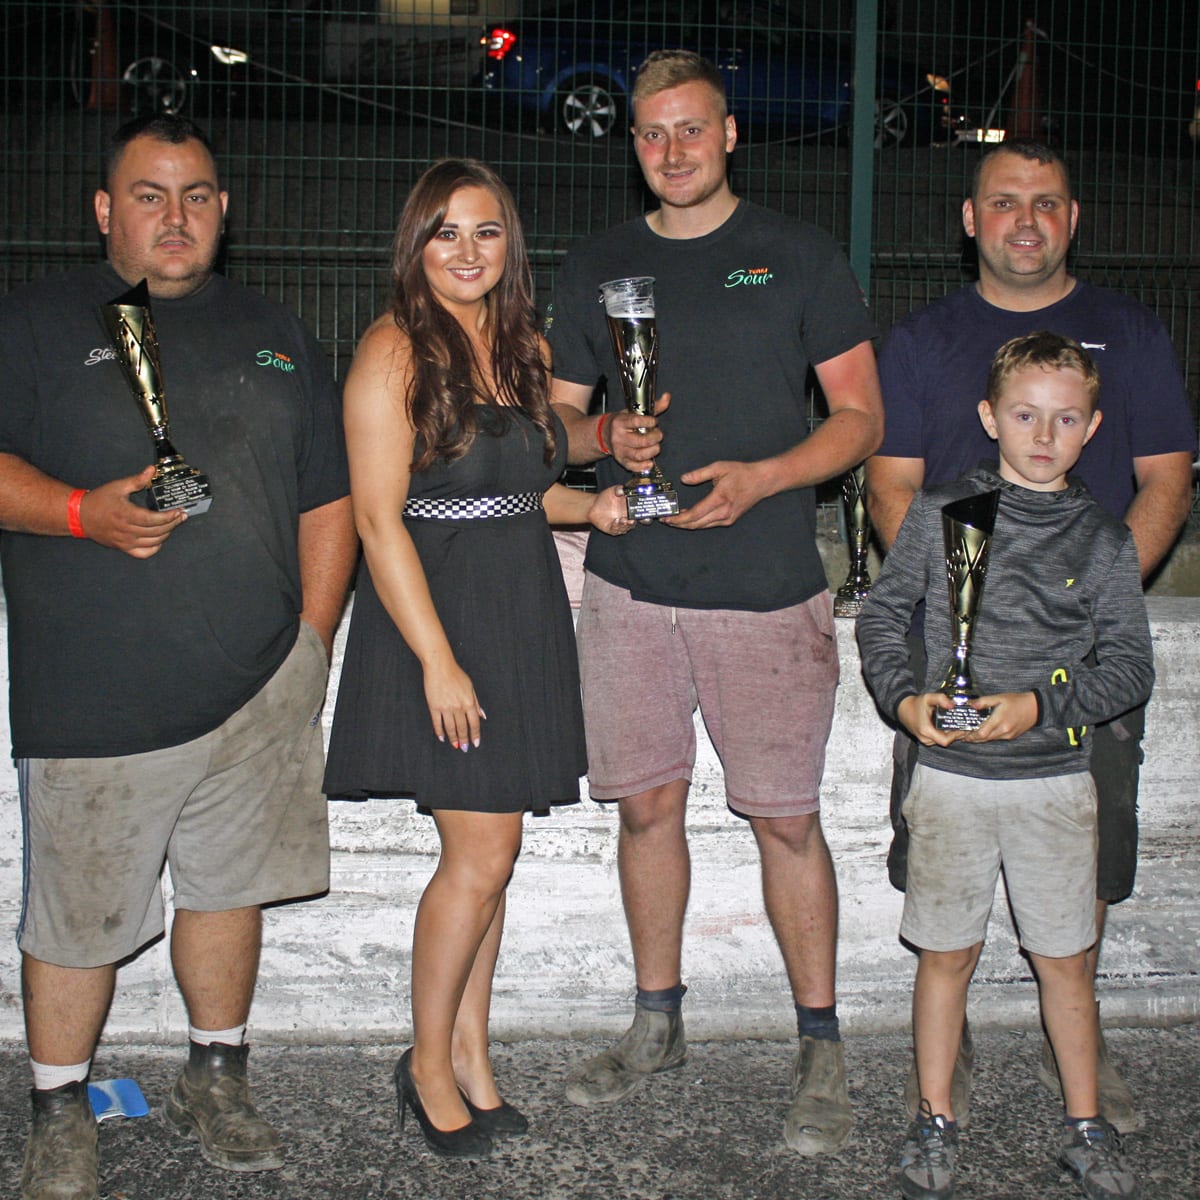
[577, 573, 839, 818]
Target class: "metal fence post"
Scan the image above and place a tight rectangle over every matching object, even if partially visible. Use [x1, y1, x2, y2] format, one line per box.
[849, 0, 879, 298]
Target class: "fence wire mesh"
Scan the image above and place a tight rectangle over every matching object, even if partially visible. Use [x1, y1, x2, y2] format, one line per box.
[2, 1, 1197, 438]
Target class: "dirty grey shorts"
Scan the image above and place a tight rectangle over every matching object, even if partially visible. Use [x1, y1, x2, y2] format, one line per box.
[18, 623, 331, 968]
[900, 763, 1098, 959]
[576, 572, 839, 818]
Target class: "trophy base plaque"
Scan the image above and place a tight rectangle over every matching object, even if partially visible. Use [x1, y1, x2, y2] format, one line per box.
[624, 477, 679, 521]
[142, 469, 213, 515]
[934, 700, 991, 732]
[833, 592, 867, 619]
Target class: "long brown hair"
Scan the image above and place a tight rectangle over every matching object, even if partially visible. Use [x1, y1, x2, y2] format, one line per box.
[389, 158, 556, 471]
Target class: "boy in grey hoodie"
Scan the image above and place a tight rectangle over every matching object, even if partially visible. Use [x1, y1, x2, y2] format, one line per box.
[857, 332, 1153, 1200]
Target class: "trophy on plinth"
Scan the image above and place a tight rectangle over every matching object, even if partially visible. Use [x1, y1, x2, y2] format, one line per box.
[597, 276, 678, 521]
[99, 279, 213, 515]
[933, 489, 1000, 731]
[833, 464, 872, 618]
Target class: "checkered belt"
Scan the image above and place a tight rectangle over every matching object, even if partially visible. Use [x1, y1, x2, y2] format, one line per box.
[402, 492, 543, 520]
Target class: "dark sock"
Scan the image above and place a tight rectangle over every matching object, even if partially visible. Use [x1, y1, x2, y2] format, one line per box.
[636, 983, 687, 1013]
[795, 1003, 841, 1042]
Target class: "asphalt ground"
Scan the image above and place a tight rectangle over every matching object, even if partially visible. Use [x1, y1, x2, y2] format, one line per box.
[2, 1025, 1198, 1199]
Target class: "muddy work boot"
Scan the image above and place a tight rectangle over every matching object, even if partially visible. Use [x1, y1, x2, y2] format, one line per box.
[783, 1036, 855, 1156]
[21, 1080, 98, 1200]
[905, 1017, 975, 1128]
[565, 1003, 687, 1106]
[163, 1041, 284, 1171]
[1039, 1014, 1142, 1135]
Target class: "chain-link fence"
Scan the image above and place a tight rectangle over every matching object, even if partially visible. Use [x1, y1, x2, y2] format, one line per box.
[3, 1, 1197, 426]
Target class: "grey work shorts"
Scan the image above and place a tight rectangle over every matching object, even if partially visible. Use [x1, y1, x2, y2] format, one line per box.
[900, 763, 1099, 959]
[887, 636, 1143, 904]
[18, 622, 331, 968]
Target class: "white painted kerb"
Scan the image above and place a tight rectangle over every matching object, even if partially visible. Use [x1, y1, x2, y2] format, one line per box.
[0, 588, 1195, 1043]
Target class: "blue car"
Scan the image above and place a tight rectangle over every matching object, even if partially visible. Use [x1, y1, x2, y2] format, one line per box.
[481, 0, 956, 145]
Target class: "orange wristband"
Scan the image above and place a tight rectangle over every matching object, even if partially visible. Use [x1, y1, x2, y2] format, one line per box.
[67, 488, 88, 539]
[596, 412, 613, 456]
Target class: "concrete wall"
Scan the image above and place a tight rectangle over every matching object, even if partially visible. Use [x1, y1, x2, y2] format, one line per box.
[0, 562, 1196, 1045]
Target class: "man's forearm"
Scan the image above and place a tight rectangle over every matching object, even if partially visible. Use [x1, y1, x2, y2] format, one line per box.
[551, 402, 607, 465]
[1125, 454, 1193, 579]
[298, 495, 357, 655]
[0, 453, 77, 535]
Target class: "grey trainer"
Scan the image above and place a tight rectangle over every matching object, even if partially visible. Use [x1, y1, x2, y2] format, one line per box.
[898, 1100, 958, 1200]
[783, 1036, 854, 1156]
[163, 1041, 284, 1171]
[904, 1017, 974, 1128]
[1058, 1117, 1140, 1199]
[1039, 1014, 1142, 1134]
[565, 1004, 686, 1106]
[21, 1080, 98, 1200]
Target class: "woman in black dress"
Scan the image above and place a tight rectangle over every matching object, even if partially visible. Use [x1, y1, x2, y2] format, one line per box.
[324, 159, 630, 1158]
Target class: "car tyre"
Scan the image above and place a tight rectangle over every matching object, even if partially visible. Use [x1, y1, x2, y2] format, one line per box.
[557, 75, 625, 139]
[873, 97, 909, 147]
[122, 55, 189, 114]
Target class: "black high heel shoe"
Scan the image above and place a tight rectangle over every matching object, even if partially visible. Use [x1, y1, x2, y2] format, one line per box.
[394, 1049, 493, 1159]
[461, 1091, 530, 1137]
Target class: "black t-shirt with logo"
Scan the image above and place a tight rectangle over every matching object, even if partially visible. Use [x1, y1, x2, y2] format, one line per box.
[548, 201, 877, 612]
[0, 264, 349, 758]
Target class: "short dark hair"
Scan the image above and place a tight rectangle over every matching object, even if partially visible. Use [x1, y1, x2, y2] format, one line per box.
[986, 331, 1100, 411]
[104, 114, 217, 188]
[970, 139, 1072, 201]
[631, 49, 727, 119]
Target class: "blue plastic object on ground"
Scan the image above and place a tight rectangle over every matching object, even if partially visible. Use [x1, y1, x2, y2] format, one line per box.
[88, 1078, 150, 1121]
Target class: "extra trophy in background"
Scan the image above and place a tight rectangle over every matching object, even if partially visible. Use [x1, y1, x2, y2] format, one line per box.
[99, 279, 212, 515]
[833, 464, 872, 618]
[933, 489, 1000, 731]
[597, 275, 678, 521]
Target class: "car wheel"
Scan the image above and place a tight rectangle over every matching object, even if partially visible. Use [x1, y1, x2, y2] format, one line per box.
[557, 76, 624, 139]
[122, 56, 189, 114]
[874, 97, 909, 148]
[67, 5, 100, 108]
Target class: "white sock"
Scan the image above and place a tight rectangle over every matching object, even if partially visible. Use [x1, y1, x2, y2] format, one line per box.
[188, 1024, 246, 1047]
[30, 1057, 90, 1091]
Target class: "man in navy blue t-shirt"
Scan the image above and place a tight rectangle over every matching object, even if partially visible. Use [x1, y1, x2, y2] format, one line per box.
[866, 139, 1194, 1137]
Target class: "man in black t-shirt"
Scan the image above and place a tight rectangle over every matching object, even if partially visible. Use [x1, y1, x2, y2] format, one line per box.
[548, 50, 883, 1155]
[0, 114, 356, 1199]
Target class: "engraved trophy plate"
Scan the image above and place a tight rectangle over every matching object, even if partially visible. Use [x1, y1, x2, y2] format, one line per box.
[99, 279, 212, 515]
[833, 464, 872, 618]
[597, 275, 679, 521]
[934, 490, 1000, 731]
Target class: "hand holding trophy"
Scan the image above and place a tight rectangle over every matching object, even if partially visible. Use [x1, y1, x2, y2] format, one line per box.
[833, 465, 872, 618]
[933, 489, 1000, 731]
[597, 276, 678, 521]
[99, 279, 213, 515]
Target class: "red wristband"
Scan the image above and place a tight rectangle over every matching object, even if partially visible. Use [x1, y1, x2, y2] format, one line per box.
[596, 412, 613, 456]
[67, 488, 88, 539]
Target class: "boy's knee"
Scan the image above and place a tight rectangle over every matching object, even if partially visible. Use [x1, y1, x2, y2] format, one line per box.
[920, 943, 982, 976]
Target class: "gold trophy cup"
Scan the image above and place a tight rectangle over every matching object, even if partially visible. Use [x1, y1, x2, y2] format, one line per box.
[833, 465, 872, 618]
[933, 489, 1000, 731]
[99, 279, 212, 515]
[597, 276, 678, 521]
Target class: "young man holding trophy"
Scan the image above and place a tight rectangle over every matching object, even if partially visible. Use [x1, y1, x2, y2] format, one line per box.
[0, 115, 355, 1199]
[857, 332, 1153, 1200]
[547, 50, 883, 1153]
